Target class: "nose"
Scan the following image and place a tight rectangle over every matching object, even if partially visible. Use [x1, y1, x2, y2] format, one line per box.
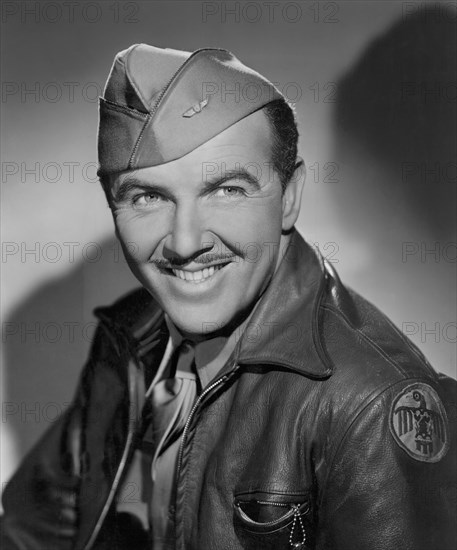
[162, 201, 213, 263]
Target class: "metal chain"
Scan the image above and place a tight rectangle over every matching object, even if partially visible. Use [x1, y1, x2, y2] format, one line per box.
[289, 504, 306, 549]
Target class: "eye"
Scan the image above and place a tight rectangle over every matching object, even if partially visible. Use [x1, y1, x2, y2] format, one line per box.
[133, 192, 163, 207]
[214, 186, 245, 198]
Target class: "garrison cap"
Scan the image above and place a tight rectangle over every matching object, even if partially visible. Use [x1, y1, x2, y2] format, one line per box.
[97, 44, 283, 176]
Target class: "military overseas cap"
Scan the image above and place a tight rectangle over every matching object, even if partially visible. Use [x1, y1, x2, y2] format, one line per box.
[97, 44, 284, 176]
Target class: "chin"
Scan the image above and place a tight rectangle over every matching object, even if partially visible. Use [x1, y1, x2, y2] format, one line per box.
[164, 304, 239, 339]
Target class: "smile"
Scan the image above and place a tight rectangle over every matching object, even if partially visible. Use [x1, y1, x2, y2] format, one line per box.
[170, 263, 227, 283]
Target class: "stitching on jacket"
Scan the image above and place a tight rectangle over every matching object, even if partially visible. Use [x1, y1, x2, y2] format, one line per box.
[343, 286, 435, 375]
[321, 304, 420, 379]
[311, 259, 334, 376]
[234, 490, 309, 498]
[372, 305, 436, 376]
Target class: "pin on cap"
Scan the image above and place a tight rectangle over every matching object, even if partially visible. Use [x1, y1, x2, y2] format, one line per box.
[97, 44, 283, 176]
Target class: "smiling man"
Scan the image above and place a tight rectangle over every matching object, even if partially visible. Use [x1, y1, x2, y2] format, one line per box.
[108, 112, 299, 340]
[1, 45, 456, 550]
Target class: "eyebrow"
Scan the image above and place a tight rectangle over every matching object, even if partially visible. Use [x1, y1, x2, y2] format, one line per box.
[113, 168, 261, 203]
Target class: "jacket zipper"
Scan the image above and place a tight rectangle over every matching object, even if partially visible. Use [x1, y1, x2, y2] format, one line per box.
[176, 366, 239, 479]
[174, 364, 240, 546]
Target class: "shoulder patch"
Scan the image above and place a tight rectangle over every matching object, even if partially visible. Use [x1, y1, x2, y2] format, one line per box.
[389, 383, 449, 463]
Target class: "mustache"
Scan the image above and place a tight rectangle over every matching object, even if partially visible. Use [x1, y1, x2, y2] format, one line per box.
[151, 252, 241, 269]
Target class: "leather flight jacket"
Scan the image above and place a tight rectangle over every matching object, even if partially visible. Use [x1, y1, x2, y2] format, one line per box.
[2, 230, 456, 549]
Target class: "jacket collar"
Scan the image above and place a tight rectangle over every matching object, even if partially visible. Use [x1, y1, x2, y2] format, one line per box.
[95, 229, 333, 379]
[234, 229, 333, 378]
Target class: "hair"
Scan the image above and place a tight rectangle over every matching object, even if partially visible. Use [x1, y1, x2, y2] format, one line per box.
[262, 98, 300, 192]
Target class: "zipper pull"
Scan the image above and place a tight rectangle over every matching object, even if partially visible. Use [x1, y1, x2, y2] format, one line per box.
[289, 504, 306, 549]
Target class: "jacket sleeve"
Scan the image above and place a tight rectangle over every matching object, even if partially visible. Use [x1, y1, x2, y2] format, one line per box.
[0, 409, 81, 550]
[0, 325, 110, 550]
[317, 376, 457, 550]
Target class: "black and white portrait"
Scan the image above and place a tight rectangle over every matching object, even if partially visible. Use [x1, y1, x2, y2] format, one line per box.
[1, 2, 456, 549]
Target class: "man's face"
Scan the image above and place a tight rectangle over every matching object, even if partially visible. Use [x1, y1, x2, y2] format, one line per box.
[108, 110, 301, 337]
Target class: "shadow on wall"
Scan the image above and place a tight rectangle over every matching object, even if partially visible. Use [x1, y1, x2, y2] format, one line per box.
[330, 5, 456, 377]
[3, 237, 139, 460]
[333, 5, 456, 242]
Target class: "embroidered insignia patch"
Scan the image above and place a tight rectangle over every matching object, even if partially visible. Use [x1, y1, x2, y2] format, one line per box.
[390, 383, 449, 463]
[182, 97, 209, 118]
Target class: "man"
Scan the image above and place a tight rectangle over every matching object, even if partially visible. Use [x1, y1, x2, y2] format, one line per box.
[1, 44, 455, 550]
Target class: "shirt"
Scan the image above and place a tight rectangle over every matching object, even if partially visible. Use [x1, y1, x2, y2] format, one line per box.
[116, 313, 253, 549]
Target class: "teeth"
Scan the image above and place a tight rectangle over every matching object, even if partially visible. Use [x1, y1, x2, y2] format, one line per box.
[171, 264, 223, 283]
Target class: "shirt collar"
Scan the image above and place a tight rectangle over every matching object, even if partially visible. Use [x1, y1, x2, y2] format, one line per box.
[164, 311, 254, 387]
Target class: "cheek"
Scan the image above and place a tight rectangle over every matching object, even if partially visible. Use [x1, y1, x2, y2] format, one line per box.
[210, 198, 283, 246]
[113, 210, 167, 262]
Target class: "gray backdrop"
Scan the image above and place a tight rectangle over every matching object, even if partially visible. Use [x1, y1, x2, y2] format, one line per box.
[1, 0, 456, 493]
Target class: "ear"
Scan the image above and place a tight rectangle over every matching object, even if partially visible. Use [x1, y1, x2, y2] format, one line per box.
[282, 157, 305, 231]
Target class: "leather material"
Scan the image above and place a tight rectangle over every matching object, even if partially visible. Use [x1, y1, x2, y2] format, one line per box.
[1, 229, 456, 550]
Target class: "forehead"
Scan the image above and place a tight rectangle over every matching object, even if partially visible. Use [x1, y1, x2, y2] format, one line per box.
[111, 109, 273, 189]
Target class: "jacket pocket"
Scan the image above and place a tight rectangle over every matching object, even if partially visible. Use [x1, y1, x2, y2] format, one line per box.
[233, 491, 310, 549]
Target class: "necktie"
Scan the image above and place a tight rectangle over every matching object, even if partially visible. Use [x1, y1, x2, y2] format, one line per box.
[143, 339, 197, 464]
[144, 340, 198, 548]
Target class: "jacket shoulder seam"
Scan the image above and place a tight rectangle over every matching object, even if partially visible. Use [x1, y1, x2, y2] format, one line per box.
[321, 303, 432, 381]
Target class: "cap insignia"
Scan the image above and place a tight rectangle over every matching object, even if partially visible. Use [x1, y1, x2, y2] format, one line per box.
[182, 97, 209, 118]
